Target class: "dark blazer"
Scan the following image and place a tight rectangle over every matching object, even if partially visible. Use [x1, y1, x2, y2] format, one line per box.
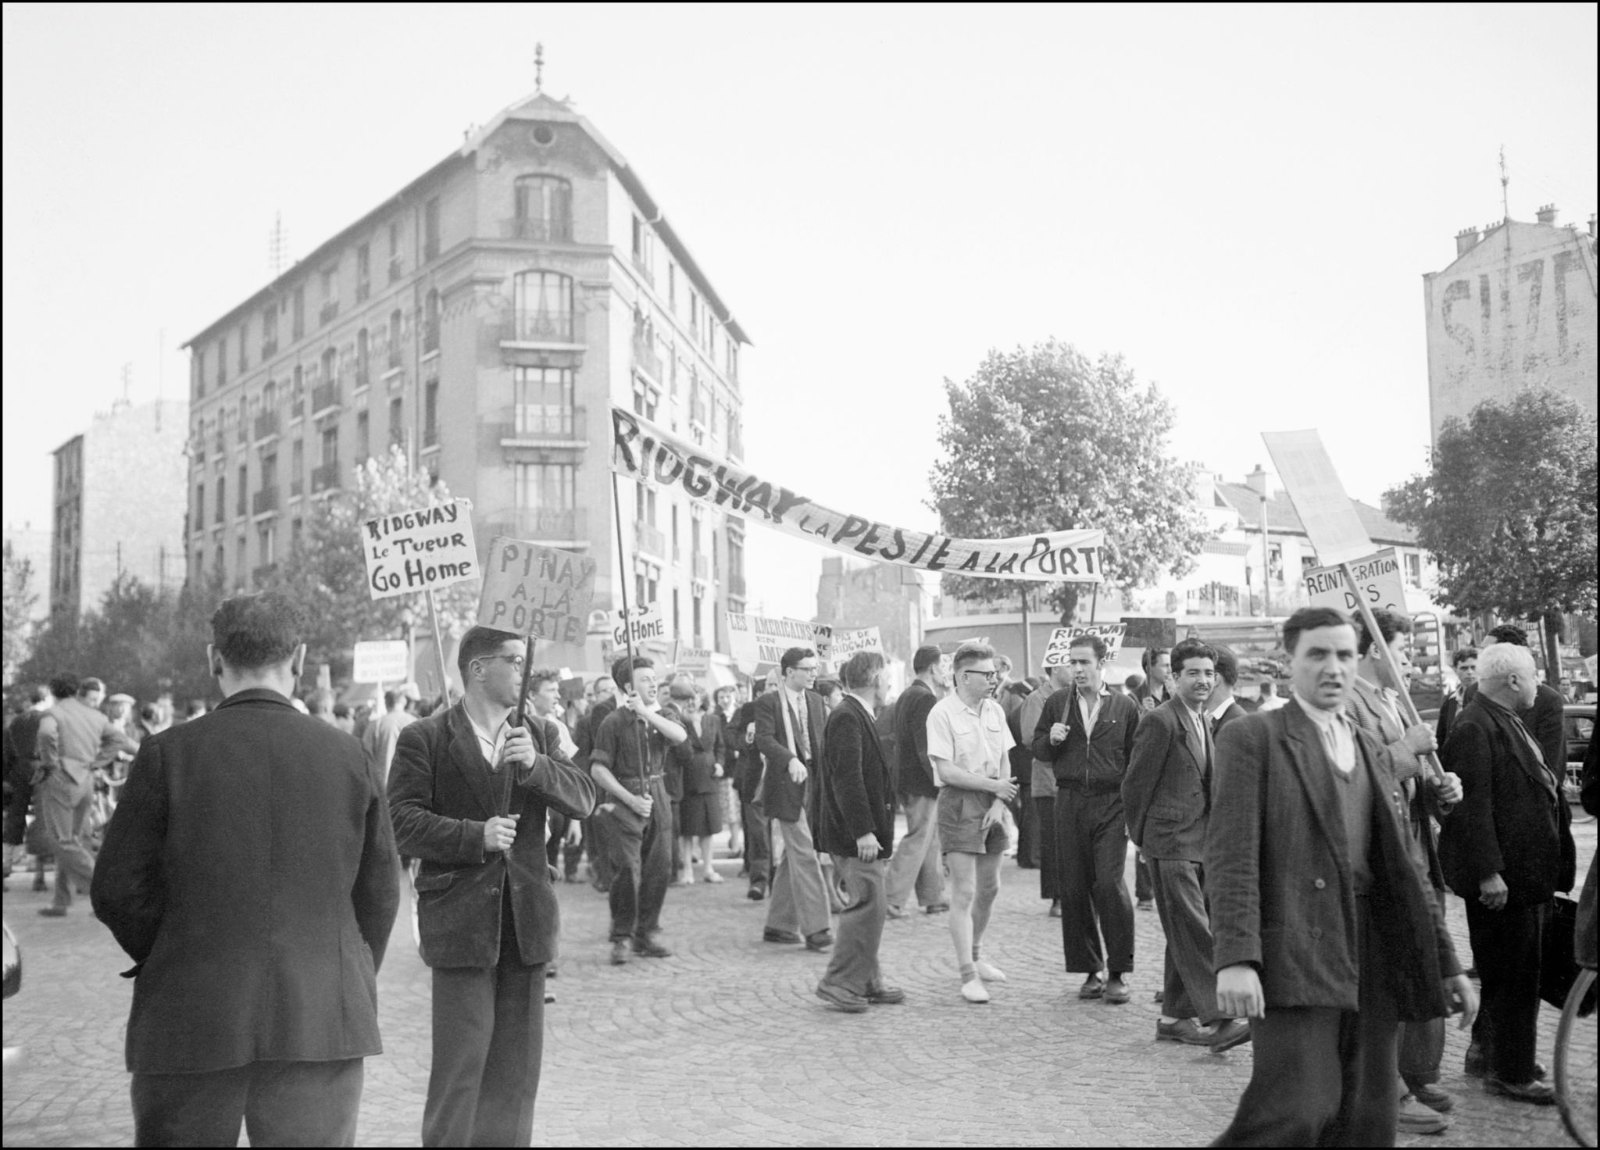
[731, 698, 765, 803]
[1211, 699, 1247, 734]
[1122, 698, 1209, 862]
[1205, 700, 1459, 1021]
[91, 689, 401, 1074]
[1463, 680, 1566, 780]
[756, 687, 825, 823]
[1030, 687, 1141, 793]
[389, 703, 597, 969]
[811, 695, 895, 860]
[890, 678, 938, 799]
[1438, 695, 1575, 907]
[573, 695, 617, 772]
[1435, 692, 1464, 746]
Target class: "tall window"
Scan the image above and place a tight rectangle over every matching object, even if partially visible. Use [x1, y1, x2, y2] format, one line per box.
[423, 380, 439, 447]
[513, 366, 575, 436]
[195, 483, 205, 530]
[262, 305, 278, 357]
[667, 264, 677, 309]
[630, 216, 654, 282]
[512, 271, 573, 341]
[320, 266, 338, 323]
[261, 453, 277, 492]
[238, 322, 249, 372]
[258, 525, 275, 568]
[321, 348, 338, 394]
[355, 328, 369, 387]
[356, 410, 370, 462]
[1405, 552, 1421, 586]
[512, 175, 572, 241]
[424, 290, 440, 353]
[215, 476, 226, 524]
[193, 349, 205, 398]
[423, 197, 440, 260]
[389, 397, 404, 447]
[388, 221, 402, 282]
[237, 465, 248, 517]
[292, 286, 305, 340]
[388, 309, 403, 368]
[514, 462, 575, 511]
[692, 596, 703, 644]
[356, 243, 370, 301]
[216, 336, 227, 388]
[671, 506, 680, 561]
[320, 425, 339, 466]
[673, 590, 681, 637]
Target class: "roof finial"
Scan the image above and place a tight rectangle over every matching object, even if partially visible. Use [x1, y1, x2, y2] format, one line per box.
[535, 43, 544, 95]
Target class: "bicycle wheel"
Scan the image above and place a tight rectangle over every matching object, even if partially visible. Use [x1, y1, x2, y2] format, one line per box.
[1557, 967, 1597, 1148]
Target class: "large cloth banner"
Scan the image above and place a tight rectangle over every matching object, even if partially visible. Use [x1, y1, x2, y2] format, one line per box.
[612, 406, 1105, 582]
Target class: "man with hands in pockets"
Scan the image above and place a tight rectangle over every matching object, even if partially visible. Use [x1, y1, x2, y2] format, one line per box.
[389, 626, 597, 1148]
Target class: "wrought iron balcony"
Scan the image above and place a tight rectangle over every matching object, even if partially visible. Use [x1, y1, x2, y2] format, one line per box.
[311, 381, 341, 415]
[252, 488, 279, 517]
[505, 307, 574, 344]
[310, 461, 340, 494]
[253, 410, 280, 442]
[494, 405, 586, 445]
[502, 216, 573, 243]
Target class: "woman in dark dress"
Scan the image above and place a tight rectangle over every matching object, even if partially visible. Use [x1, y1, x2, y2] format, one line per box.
[669, 682, 726, 884]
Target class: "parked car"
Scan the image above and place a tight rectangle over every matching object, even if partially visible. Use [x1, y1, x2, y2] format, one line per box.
[1564, 704, 1595, 807]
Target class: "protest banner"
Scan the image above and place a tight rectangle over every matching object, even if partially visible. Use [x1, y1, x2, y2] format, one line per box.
[1303, 548, 1407, 616]
[612, 405, 1106, 582]
[612, 605, 667, 648]
[352, 640, 410, 684]
[727, 613, 831, 672]
[362, 499, 478, 601]
[831, 627, 883, 662]
[477, 537, 597, 645]
[674, 644, 713, 678]
[1042, 623, 1126, 666]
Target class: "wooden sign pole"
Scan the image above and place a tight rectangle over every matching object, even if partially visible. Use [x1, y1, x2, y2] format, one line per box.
[1337, 560, 1445, 782]
[425, 589, 452, 711]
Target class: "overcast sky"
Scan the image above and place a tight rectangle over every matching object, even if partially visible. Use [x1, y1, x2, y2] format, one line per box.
[4, 3, 1596, 620]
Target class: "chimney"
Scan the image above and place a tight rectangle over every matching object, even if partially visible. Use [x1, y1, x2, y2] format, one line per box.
[1245, 464, 1269, 499]
[1536, 204, 1558, 226]
[1455, 226, 1482, 257]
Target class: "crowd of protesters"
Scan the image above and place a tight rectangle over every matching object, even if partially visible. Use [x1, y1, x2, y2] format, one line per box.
[1, 591, 1592, 1148]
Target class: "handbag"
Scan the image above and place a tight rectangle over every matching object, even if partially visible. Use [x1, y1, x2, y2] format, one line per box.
[1540, 895, 1593, 1012]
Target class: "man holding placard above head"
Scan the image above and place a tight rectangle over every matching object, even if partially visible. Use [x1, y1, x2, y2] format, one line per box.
[588, 654, 688, 966]
[388, 626, 598, 1148]
[927, 642, 1017, 1004]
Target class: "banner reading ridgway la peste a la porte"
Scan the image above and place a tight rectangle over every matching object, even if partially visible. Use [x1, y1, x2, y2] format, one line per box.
[611, 405, 1105, 582]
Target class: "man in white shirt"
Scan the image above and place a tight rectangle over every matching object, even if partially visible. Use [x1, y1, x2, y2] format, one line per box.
[1254, 680, 1288, 712]
[927, 642, 1017, 1004]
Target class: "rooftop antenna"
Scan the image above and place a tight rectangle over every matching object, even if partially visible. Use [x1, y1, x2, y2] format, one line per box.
[119, 362, 132, 407]
[535, 42, 544, 94]
[1498, 145, 1510, 221]
[269, 211, 289, 278]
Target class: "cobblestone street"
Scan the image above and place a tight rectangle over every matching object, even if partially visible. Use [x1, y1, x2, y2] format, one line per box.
[4, 821, 1592, 1147]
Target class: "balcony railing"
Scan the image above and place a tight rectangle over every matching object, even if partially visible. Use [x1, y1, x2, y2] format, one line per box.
[502, 216, 573, 242]
[727, 572, 747, 598]
[505, 307, 574, 344]
[635, 520, 666, 558]
[632, 337, 662, 382]
[495, 405, 586, 444]
[252, 488, 279, 517]
[311, 381, 341, 415]
[492, 507, 588, 542]
[261, 337, 278, 360]
[310, 461, 340, 494]
[319, 300, 338, 325]
[253, 411, 280, 441]
[252, 563, 277, 587]
[693, 553, 710, 581]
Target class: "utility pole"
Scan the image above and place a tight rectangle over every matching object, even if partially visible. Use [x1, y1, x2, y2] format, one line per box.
[1259, 489, 1271, 616]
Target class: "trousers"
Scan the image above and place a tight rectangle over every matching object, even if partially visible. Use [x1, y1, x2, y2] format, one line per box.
[39, 777, 96, 911]
[1212, 900, 1399, 1147]
[883, 793, 946, 911]
[1033, 795, 1059, 901]
[1054, 787, 1134, 974]
[1464, 896, 1547, 1083]
[741, 794, 770, 888]
[766, 807, 831, 938]
[603, 777, 673, 942]
[131, 1058, 363, 1148]
[1399, 887, 1447, 1089]
[1148, 856, 1222, 1024]
[820, 856, 888, 996]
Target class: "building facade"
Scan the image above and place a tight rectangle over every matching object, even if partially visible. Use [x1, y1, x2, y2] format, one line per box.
[1423, 208, 1598, 445]
[180, 91, 750, 669]
[814, 556, 932, 663]
[49, 398, 189, 619]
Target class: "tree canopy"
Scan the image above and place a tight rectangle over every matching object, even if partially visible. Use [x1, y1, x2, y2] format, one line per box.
[3, 539, 37, 688]
[928, 340, 1206, 618]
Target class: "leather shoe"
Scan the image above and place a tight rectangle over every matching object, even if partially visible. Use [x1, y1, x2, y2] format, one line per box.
[1397, 1096, 1450, 1134]
[814, 982, 869, 1013]
[866, 983, 906, 1005]
[609, 940, 630, 965]
[747, 883, 767, 901]
[1484, 1077, 1556, 1105]
[1103, 976, 1130, 1005]
[1048, 900, 1061, 918]
[1156, 1018, 1211, 1045]
[1078, 973, 1105, 1000]
[632, 938, 672, 959]
[804, 930, 833, 952]
[1209, 1018, 1252, 1053]
[1409, 1083, 1455, 1113]
[36, 907, 68, 917]
[1465, 1043, 1545, 1080]
[923, 903, 950, 915]
[763, 928, 801, 944]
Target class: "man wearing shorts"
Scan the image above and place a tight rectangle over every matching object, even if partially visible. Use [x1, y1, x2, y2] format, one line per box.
[926, 642, 1017, 1003]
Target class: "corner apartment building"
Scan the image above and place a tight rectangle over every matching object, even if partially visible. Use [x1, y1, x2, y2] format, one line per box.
[181, 90, 751, 664]
[50, 398, 189, 619]
[1423, 207, 1597, 444]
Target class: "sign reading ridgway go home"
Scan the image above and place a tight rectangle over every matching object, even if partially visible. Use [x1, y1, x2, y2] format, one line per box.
[611, 405, 1106, 582]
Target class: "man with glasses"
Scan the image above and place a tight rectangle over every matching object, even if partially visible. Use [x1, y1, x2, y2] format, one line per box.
[927, 642, 1017, 1003]
[1032, 634, 1142, 1005]
[388, 625, 597, 1146]
[755, 647, 833, 952]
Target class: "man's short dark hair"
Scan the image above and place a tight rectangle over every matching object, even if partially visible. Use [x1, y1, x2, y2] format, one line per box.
[211, 592, 305, 671]
[307, 688, 334, 715]
[1451, 646, 1480, 669]
[1170, 639, 1217, 676]
[1141, 646, 1169, 672]
[1260, 679, 1277, 697]
[78, 677, 106, 697]
[815, 677, 843, 699]
[1070, 635, 1109, 663]
[333, 702, 350, 719]
[1211, 644, 1239, 688]
[1487, 624, 1529, 647]
[780, 647, 816, 674]
[29, 684, 50, 705]
[457, 625, 523, 679]
[1354, 608, 1411, 657]
[840, 651, 886, 691]
[912, 645, 943, 675]
[383, 689, 400, 709]
[138, 701, 160, 724]
[611, 654, 654, 689]
[527, 667, 560, 694]
[1282, 607, 1352, 657]
[49, 674, 80, 700]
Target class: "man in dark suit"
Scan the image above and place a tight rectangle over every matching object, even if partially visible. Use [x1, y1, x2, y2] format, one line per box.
[1439, 641, 1576, 1106]
[1435, 647, 1478, 745]
[573, 670, 621, 893]
[1205, 646, 1247, 735]
[92, 592, 400, 1147]
[1207, 607, 1475, 1147]
[756, 646, 832, 951]
[732, 672, 778, 901]
[390, 625, 597, 1146]
[811, 651, 903, 1013]
[1123, 639, 1249, 1052]
[883, 645, 949, 917]
[2, 685, 52, 883]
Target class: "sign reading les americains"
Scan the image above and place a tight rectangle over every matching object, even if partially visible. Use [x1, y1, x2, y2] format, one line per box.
[612, 406, 1105, 581]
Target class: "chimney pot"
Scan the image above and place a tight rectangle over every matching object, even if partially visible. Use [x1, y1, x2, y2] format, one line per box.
[1455, 226, 1482, 257]
[1246, 465, 1269, 498]
[1536, 204, 1558, 226]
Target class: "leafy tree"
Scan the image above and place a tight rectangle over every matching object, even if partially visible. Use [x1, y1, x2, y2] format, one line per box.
[3, 539, 38, 687]
[1385, 389, 1597, 682]
[264, 446, 479, 680]
[929, 340, 1207, 622]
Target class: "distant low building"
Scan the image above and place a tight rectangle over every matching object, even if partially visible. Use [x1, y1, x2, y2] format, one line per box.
[814, 556, 932, 664]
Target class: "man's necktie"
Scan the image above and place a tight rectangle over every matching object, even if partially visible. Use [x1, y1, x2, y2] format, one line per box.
[792, 697, 810, 763]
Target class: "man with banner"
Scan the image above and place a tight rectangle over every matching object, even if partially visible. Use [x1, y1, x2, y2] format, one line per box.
[755, 647, 832, 952]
